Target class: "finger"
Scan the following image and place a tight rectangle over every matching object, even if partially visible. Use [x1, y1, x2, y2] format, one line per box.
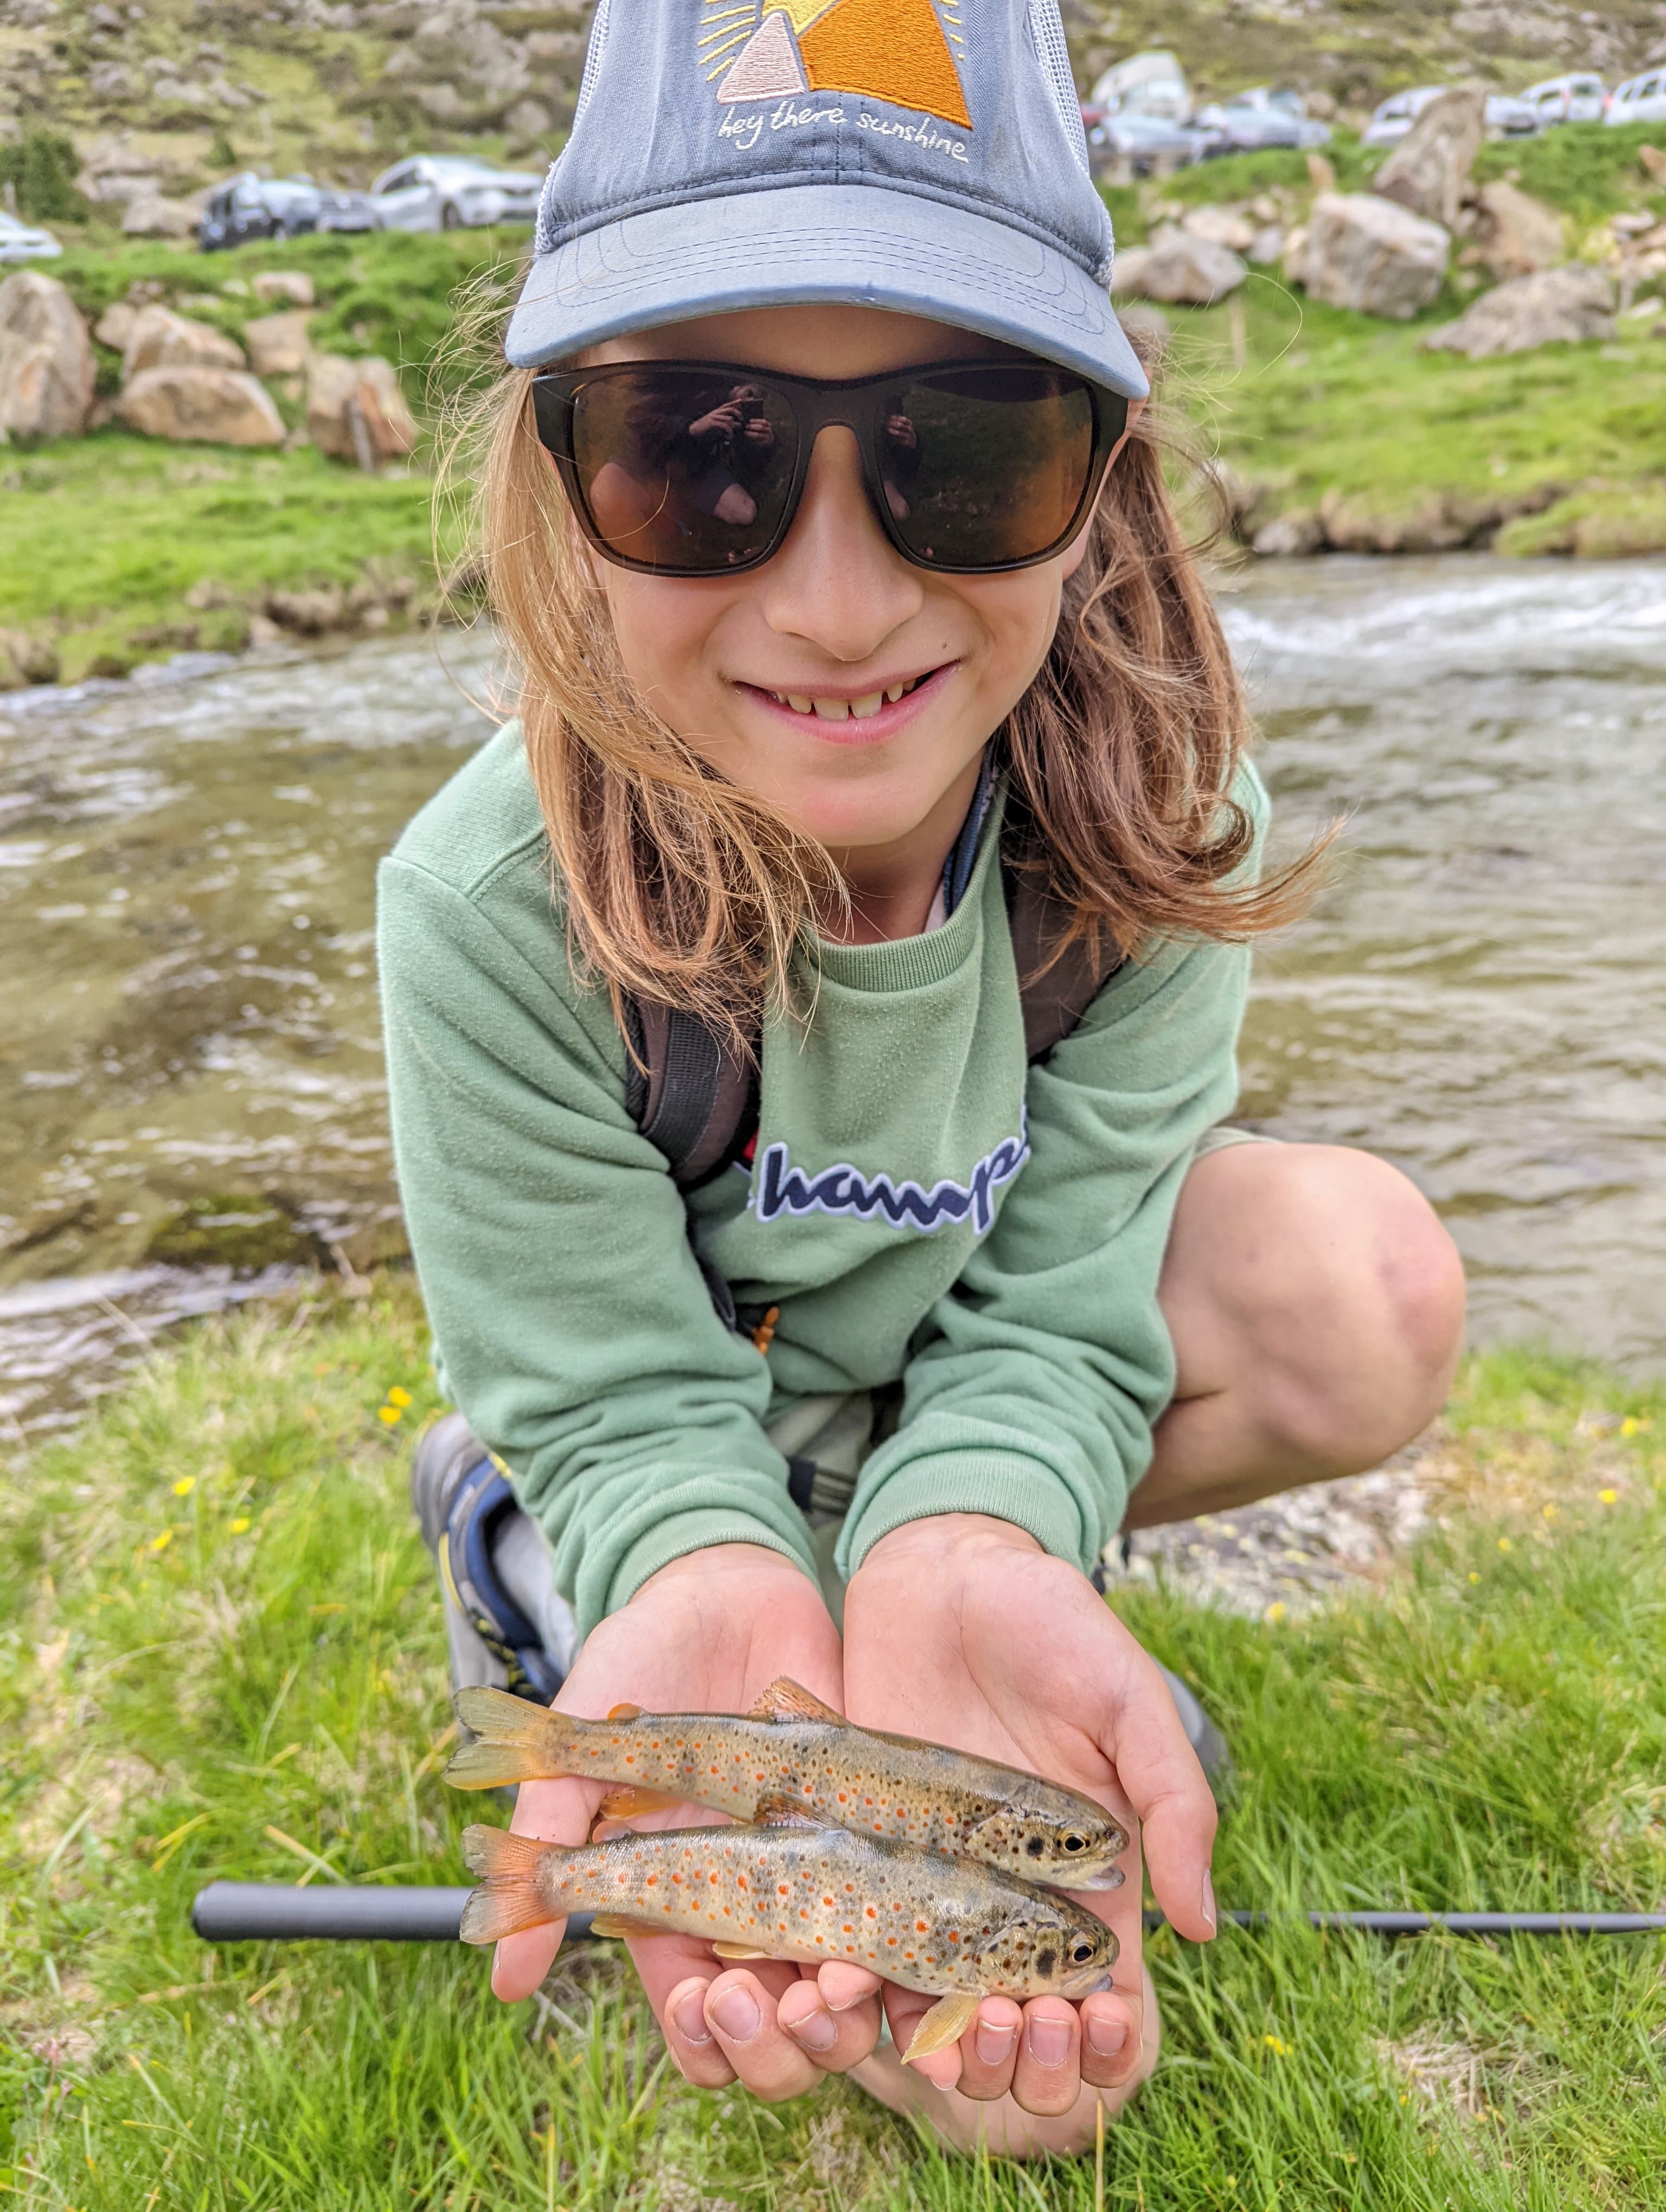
[1010, 1998, 1081, 2117]
[881, 1985, 962, 2092]
[776, 1976, 883, 2075]
[1101, 1661, 1219, 1942]
[701, 1970, 825, 2103]
[491, 1918, 565, 2002]
[661, 1971, 735, 2089]
[952, 1997, 1023, 2103]
[816, 1960, 884, 2015]
[1079, 1988, 1144, 2091]
[489, 1774, 606, 2000]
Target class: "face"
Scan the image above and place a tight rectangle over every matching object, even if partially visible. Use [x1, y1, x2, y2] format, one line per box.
[977, 1911, 1119, 1999]
[576, 305, 1134, 866]
[971, 1803, 1129, 1892]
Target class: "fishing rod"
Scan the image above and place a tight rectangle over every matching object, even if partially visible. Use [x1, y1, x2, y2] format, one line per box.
[189, 1883, 1666, 1945]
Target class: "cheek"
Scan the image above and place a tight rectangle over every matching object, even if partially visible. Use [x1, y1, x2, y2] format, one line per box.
[600, 570, 737, 716]
[954, 567, 1066, 692]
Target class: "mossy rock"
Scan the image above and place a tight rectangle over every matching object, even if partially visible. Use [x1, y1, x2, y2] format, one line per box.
[144, 1194, 320, 1271]
[1498, 484, 1666, 558]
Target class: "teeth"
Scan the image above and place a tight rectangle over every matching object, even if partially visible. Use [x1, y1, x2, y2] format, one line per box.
[787, 695, 812, 714]
[885, 684, 906, 704]
[850, 692, 883, 720]
[812, 698, 850, 723]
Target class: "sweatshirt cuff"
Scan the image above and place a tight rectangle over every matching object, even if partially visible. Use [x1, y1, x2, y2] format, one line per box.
[835, 1451, 1116, 1584]
[603, 1507, 821, 1627]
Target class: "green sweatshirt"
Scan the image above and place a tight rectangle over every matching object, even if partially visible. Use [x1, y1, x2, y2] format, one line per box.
[378, 722, 1267, 1638]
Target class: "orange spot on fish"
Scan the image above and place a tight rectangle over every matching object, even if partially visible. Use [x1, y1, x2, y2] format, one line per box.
[915, 1920, 928, 1932]
[864, 1906, 877, 1920]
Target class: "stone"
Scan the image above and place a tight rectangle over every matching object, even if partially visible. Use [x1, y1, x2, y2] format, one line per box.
[305, 353, 418, 464]
[88, 59, 134, 98]
[1464, 181, 1565, 280]
[1121, 226, 1246, 307]
[1641, 145, 1666, 183]
[115, 366, 285, 446]
[1281, 225, 1309, 287]
[93, 299, 139, 352]
[123, 305, 246, 381]
[252, 269, 314, 307]
[0, 271, 94, 441]
[1305, 151, 1336, 195]
[80, 170, 161, 208]
[0, 628, 60, 687]
[1108, 248, 1151, 300]
[1422, 263, 1616, 358]
[121, 192, 199, 240]
[1248, 224, 1286, 266]
[1115, 302, 1170, 369]
[1302, 192, 1451, 319]
[1372, 86, 1485, 230]
[1253, 509, 1325, 557]
[503, 95, 553, 143]
[265, 586, 345, 634]
[1180, 204, 1257, 254]
[244, 310, 312, 377]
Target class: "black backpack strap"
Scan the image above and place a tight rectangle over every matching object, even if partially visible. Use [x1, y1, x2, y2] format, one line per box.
[621, 995, 759, 1190]
[1001, 848, 1123, 1061]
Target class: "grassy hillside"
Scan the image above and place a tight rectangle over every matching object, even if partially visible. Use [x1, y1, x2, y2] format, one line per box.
[1, 1288, 1661, 2207]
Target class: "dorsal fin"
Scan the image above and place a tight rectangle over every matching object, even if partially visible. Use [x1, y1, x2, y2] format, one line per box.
[606, 1701, 642, 1721]
[747, 1676, 843, 1725]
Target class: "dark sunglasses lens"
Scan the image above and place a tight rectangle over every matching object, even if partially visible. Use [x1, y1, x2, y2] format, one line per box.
[876, 367, 1099, 568]
[566, 368, 798, 573]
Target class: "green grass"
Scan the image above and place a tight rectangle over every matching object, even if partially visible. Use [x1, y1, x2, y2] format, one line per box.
[2, 1286, 1662, 2208]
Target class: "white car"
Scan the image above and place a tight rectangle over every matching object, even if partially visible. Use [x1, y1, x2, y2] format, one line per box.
[368, 156, 543, 232]
[0, 209, 62, 261]
[1606, 71, 1666, 127]
[1363, 84, 1536, 145]
[1522, 73, 1606, 127]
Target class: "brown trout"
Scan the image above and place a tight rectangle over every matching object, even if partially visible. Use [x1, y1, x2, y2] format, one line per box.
[445, 1677, 1128, 1891]
[459, 1816, 1118, 2061]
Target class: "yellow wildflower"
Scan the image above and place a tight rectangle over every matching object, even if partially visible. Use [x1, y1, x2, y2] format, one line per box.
[1599, 1488, 1618, 1506]
[1263, 2034, 1288, 2055]
[387, 1385, 413, 1408]
[229, 1517, 251, 1534]
[377, 1404, 401, 1425]
[150, 1529, 173, 1553]
[1620, 1415, 1651, 1438]
[1264, 1601, 1287, 1625]
[1468, 1571, 1481, 1584]
[1541, 1501, 1558, 1520]
[1497, 1535, 1513, 1552]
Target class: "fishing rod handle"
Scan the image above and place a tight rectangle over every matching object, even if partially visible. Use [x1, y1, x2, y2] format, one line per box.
[191, 1882, 595, 1945]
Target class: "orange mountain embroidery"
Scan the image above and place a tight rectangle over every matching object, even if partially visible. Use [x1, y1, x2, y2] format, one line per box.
[713, 0, 972, 132]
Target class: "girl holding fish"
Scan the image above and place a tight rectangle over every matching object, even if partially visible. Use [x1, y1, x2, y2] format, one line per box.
[380, 0, 1465, 2155]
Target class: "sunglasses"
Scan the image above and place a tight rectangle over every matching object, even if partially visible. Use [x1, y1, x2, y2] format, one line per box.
[530, 358, 1128, 580]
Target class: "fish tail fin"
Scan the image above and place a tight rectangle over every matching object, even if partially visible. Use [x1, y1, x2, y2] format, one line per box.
[458, 1824, 562, 1945]
[445, 1686, 580, 1791]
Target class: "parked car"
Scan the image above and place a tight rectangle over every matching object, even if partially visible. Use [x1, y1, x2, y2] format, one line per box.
[1084, 50, 1193, 127]
[1362, 85, 1536, 145]
[0, 209, 62, 261]
[368, 156, 543, 232]
[1195, 87, 1332, 155]
[198, 172, 379, 251]
[1521, 73, 1606, 126]
[1086, 109, 1211, 177]
[1606, 70, 1666, 126]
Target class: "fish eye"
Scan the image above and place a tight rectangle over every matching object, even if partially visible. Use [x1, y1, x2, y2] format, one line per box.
[1070, 1940, 1097, 1964]
[1025, 1836, 1045, 1857]
[1062, 1835, 1086, 1853]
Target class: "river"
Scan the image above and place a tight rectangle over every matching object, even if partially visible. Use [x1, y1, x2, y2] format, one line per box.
[2, 558, 1663, 1435]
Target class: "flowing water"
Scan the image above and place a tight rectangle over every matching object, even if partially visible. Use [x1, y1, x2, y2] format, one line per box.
[2, 559, 1663, 1436]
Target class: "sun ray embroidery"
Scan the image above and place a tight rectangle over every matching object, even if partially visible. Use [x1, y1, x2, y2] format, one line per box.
[713, 0, 972, 131]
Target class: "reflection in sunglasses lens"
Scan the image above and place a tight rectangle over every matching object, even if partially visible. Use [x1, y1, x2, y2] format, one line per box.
[882, 369, 1095, 568]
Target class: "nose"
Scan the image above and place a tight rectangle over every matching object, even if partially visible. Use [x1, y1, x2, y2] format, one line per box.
[755, 425, 925, 663]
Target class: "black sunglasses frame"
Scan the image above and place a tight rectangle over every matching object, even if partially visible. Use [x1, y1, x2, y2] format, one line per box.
[530, 358, 1130, 580]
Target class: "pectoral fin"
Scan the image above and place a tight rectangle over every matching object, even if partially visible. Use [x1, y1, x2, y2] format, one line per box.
[597, 1784, 682, 1819]
[751, 1791, 828, 1828]
[748, 1677, 844, 1725]
[901, 1994, 979, 2066]
[710, 1942, 774, 1961]
[588, 1912, 664, 1940]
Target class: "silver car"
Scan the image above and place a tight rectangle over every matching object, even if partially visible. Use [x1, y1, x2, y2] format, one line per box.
[1522, 73, 1607, 127]
[369, 156, 544, 233]
[0, 209, 62, 261]
[1363, 84, 1536, 145]
[1606, 71, 1666, 127]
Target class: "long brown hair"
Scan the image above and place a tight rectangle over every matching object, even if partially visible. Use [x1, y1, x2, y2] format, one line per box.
[465, 339, 1323, 1047]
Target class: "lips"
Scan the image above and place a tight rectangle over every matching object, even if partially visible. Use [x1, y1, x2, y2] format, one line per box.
[765, 673, 926, 724]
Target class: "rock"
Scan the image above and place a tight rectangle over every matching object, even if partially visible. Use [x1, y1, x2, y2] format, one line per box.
[1115, 303, 1170, 368]
[1108, 248, 1150, 299]
[244, 310, 312, 377]
[266, 586, 345, 634]
[1372, 86, 1485, 230]
[1180, 204, 1257, 254]
[1253, 509, 1325, 557]
[93, 298, 139, 352]
[1248, 224, 1286, 266]
[1302, 192, 1451, 319]
[1422, 264, 1616, 357]
[378, 0, 532, 127]
[88, 59, 134, 99]
[1319, 487, 1475, 555]
[0, 628, 60, 687]
[1305, 151, 1336, 195]
[1281, 225, 1309, 287]
[1120, 227, 1246, 307]
[504, 95, 553, 143]
[252, 269, 314, 307]
[305, 353, 418, 464]
[123, 305, 246, 381]
[121, 192, 200, 240]
[115, 366, 285, 446]
[1464, 181, 1565, 280]
[79, 170, 162, 208]
[0, 271, 94, 441]
[1641, 145, 1666, 184]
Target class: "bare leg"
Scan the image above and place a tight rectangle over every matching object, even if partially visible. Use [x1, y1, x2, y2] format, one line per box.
[1131, 1143, 1466, 1529]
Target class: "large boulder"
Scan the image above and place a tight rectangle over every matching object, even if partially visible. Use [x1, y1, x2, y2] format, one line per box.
[1372, 86, 1486, 230]
[1421, 263, 1616, 358]
[1464, 180, 1566, 280]
[1115, 226, 1246, 307]
[1180, 204, 1257, 254]
[116, 366, 286, 446]
[0, 271, 94, 441]
[245, 310, 312, 377]
[121, 191, 201, 240]
[305, 353, 419, 464]
[1302, 192, 1450, 319]
[252, 269, 315, 307]
[123, 305, 246, 381]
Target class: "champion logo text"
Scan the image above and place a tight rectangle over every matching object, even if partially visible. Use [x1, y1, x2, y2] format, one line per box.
[752, 1122, 1028, 1236]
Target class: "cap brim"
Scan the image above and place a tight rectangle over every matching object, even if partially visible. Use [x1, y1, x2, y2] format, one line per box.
[507, 181, 1149, 400]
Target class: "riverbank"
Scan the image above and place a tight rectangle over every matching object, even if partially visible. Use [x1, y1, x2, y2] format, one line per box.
[1, 1283, 1661, 2206]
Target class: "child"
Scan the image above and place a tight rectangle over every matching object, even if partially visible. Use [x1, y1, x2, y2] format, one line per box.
[380, 0, 1465, 2156]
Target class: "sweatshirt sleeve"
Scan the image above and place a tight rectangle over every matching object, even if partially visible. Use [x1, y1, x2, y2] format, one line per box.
[377, 854, 819, 1637]
[834, 769, 1268, 1581]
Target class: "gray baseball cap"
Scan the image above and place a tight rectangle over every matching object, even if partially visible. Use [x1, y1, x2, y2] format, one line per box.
[507, 0, 1148, 400]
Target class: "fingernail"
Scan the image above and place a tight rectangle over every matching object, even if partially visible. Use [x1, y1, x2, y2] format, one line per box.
[673, 1993, 712, 2047]
[1202, 1869, 1218, 1934]
[1086, 2013, 1128, 2059]
[975, 2020, 1016, 2067]
[786, 2007, 837, 2054]
[1027, 2013, 1072, 2068]
[708, 1986, 761, 2043]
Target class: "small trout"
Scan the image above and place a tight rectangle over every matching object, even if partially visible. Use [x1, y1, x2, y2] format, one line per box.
[445, 1677, 1127, 1891]
[459, 1816, 1118, 2062]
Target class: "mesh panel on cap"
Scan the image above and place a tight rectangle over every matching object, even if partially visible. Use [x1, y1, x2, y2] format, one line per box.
[1027, 0, 1090, 177]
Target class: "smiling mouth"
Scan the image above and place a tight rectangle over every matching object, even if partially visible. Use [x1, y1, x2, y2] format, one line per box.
[761, 672, 931, 724]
